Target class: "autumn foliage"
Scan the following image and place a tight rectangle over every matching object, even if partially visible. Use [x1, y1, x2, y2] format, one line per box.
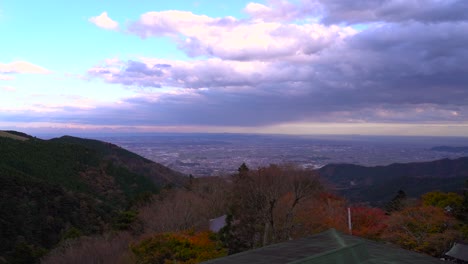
[131, 231, 226, 264]
[350, 206, 387, 239]
[39, 164, 467, 262]
[381, 205, 461, 256]
[294, 192, 348, 235]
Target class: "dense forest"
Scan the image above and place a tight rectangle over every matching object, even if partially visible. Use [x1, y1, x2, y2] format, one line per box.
[319, 158, 468, 204]
[0, 132, 185, 263]
[1, 131, 467, 263]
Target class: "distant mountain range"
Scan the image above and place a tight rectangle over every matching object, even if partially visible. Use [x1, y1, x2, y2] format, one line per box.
[0, 131, 186, 262]
[2, 130, 468, 262]
[319, 157, 468, 204]
[431, 146, 468, 153]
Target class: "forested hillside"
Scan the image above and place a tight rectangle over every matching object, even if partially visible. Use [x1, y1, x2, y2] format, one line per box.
[0, 131, 186, 263]
[2, 130, 467, 263]
[319, 157, 468, 204]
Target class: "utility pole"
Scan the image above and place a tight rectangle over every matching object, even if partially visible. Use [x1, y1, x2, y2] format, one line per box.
[347, 207, 352, 235]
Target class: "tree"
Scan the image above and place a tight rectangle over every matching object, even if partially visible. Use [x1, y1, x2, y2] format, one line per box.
[385, 190, 407, 213]
[422, 191, 463, 216]
[42, 232, 133, 264]
[294, 192, 348, 236]
[237, 163, 249, 175]
[131, 231, 226, 264]
[350, 206, 387, 239]
[138, 190, 207, 233]
[138, 177, 230, 234]
[382, 205, 461, 257]
[228, 165, 323, 250]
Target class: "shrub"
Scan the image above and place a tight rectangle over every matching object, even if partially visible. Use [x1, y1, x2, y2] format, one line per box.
[131, 231, 226, 264]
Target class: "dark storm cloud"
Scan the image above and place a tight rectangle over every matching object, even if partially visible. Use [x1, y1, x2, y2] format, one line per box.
[84, 18, 468, 126]
[316, 0, 468, 24]
[74, 1, 468, 128]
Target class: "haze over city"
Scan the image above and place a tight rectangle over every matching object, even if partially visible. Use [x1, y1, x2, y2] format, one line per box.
[2, 0, 468, 136]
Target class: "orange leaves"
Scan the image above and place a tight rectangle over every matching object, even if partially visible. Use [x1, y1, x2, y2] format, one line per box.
[294, 192, 348, 236]
[131, 231, 226, 264]
[381, 205, 460, 257]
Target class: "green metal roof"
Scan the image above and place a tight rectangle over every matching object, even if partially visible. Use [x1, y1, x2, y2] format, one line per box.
[203, 229, 445, 264]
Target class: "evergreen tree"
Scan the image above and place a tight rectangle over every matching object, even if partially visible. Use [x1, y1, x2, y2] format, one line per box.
[385, 190, 407, 213]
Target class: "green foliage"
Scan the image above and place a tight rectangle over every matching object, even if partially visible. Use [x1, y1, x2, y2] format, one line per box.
[105, 163, 158, 207]
[131, 231, 227, 264]
[422, 191, 463, 208]
[238, 162, 249, 174]
[0, 167, 111, 262]
[458, 223, 468, 239]
[0, 134, 173, 262]
[8, 243, 47, 264]
[113, 211, 138, 230]
[319, 158, 468, 204]
[0, 137, 95, 192]
[61, 227, 83, 241]
[422, 191, 464, 216]
[218, 213, 249, 254]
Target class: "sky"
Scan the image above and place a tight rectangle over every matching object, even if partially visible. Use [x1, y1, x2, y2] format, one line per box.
[1, 0, 468, 136]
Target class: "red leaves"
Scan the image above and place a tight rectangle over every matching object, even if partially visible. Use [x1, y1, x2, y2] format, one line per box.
[350, 206, 387, 239]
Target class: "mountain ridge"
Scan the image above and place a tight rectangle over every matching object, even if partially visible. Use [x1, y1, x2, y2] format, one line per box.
[319, 156, 468, 204]
[0, 131, 187, 262]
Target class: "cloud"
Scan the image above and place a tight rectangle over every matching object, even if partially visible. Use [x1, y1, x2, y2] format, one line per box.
[244, 0, 322, 22]
[39, 1, 466, 132]
[128, 10, 355, 60]
[0, 74, 14, 80]
[89, 12, 119, 30]
[88, 16, 468, 127]
[1, 86, 16, 92]
[88, 60, 170, 88]
[0, 61, 50, 74]
[314, 0, 468, 24]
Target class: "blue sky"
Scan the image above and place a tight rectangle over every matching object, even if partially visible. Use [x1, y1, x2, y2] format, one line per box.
[1, 0, 468, 136]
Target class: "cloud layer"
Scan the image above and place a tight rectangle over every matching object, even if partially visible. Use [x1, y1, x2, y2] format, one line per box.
[71, 1, 468, 130]
[0, 61, 50, 75]
[315, 0, 468, 24]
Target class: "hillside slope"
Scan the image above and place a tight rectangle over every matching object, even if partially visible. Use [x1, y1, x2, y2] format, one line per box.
[50, 136, 187, 187]
[0, 132, 187, 263]
[319, 157, 468, 204]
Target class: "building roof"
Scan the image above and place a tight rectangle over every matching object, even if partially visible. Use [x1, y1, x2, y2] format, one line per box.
[445, 242, 468, 262]
[203, 229, 444, 264]
[209, 215, 227, 233]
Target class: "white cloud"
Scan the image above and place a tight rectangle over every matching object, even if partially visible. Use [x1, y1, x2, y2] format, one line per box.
[0, 74, 14, 80]
[89, 12, 119, 30]
[244, 0, 321, 22]
[1, 86, 16, 92]
[129, 10, 355, 61]
[82, 1, 468, 130]
[0, 61, 50, 74]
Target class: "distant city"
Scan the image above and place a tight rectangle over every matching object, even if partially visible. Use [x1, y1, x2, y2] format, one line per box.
[88, 133, 468, 177]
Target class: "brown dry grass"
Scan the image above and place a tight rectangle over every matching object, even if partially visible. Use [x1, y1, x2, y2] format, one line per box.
[0, 131, 28, 141]
[41, 232, 134, 264]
